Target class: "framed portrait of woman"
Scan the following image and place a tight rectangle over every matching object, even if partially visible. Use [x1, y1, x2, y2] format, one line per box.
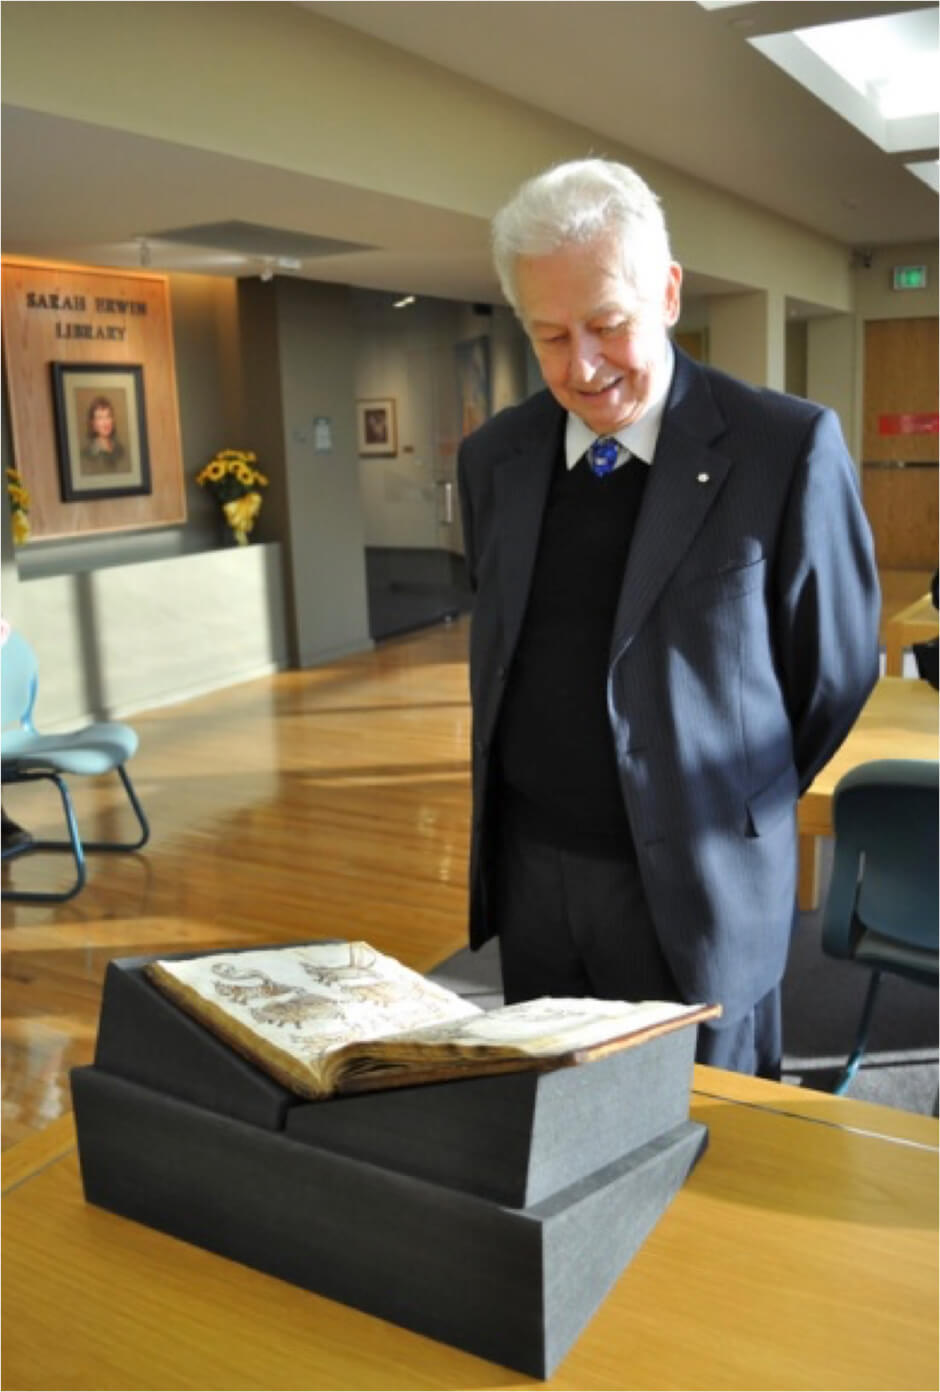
[51, 362, 152, 501]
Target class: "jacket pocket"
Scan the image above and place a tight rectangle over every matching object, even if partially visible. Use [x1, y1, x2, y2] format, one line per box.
[663, 557, 767, 615]
[746, 763, 799, 836]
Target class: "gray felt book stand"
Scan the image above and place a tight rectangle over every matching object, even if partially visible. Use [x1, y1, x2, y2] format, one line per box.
[71, 950, 709, 1379]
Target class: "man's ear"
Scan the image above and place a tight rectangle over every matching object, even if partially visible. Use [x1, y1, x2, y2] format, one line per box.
[664, 263, 683, 327]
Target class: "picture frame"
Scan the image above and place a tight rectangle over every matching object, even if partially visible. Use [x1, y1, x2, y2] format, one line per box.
[356, 397, 397, 457]
[51, 362, 152, 502]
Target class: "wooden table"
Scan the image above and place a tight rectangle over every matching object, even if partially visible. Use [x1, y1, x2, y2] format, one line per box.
[797, 675, 938, 909]
[3, 1069, 937, 1391]
[884, 593, 938, 677]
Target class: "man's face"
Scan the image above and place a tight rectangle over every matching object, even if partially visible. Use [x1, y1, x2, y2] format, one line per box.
[516, 233, 682, 435]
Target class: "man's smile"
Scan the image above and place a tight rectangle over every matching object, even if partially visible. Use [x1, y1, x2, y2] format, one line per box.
[575, 378, 622, 396]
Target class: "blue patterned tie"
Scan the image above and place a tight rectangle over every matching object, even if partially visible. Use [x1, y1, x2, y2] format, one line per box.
[587, 436, 620, 477]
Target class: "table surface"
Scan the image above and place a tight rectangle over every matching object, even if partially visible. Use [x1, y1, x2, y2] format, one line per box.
[798, 675, 938, 838]
[3, 1068, 937, 1391]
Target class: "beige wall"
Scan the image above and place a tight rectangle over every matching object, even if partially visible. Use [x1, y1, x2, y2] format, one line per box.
[807, 315, 857, 456]
[3, 1, 853, 311]
[707, 290, 787, 391]
[785, 320, 808, 399]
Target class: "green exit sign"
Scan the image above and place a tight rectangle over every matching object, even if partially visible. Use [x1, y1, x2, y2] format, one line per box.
[892, 264, 928, 290]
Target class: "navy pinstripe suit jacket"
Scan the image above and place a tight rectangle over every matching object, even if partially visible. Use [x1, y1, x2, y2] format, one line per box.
[457, 347, 880, 1022]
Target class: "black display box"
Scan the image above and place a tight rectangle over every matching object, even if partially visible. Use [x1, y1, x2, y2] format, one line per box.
[71, 951, 709, 1378]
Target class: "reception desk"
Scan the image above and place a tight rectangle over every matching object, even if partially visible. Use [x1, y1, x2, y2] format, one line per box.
[3, 1068, 936, 1390]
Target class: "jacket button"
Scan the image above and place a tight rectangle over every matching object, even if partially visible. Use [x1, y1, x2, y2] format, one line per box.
[497, 664, 507, 681]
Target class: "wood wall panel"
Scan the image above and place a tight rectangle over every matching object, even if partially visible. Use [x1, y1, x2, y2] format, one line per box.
[1, 258, 186, 540]
[862, 317, 938, 464]
[862, 463, 938, 570]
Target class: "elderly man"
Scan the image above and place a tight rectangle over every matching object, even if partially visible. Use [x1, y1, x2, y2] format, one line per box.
[457, 158, 879, 1077]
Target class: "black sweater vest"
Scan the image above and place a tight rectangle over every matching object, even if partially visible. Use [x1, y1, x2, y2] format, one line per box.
[496, 449, 649, 857]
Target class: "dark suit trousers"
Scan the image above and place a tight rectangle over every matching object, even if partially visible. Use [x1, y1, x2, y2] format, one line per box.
[494, 815, 782, 1079]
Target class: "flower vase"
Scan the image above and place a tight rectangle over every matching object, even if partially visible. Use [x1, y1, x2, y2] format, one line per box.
[197, 452, 268, 549]
[222, 492, 262, 546]
[219, 517, 247, 546]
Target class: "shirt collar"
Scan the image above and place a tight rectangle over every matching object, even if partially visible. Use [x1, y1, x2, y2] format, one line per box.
[565, 341, 675, 470]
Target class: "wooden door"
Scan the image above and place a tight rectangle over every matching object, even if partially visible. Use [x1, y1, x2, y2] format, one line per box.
[862, 317, 938, 574]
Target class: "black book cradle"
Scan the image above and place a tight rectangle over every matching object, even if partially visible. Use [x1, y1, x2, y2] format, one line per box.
[71, 950, 709, 1379]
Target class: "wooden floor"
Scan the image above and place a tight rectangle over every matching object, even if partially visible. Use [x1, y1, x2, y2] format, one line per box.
[2, 619, 474, 1151]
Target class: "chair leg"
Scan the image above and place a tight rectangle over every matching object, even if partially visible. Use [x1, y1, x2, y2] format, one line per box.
[1, 772, 87, 903]
[833, 970, 882, 1096]
[81, 765, 150, 853]
[27, 764, 150, 855]
[2, 763, 149, 903]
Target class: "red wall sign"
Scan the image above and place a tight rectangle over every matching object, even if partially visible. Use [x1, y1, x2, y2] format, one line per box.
[878, 412, 940, 435]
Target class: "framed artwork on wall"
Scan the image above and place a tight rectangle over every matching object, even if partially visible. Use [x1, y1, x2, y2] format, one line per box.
[456, 336, 491, 438]
[356, 398, 397, 457]
[51, 362, 152, 501]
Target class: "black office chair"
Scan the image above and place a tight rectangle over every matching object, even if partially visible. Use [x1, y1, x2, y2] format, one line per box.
[821, 759, 938, 1095]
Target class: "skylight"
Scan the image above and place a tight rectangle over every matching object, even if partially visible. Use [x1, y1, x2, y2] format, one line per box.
[795, 11, 938, 120]
[697, 3, 939, 181]
[750, 8, 939, 156]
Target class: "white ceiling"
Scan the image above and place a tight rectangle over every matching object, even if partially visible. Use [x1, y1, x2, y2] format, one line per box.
[2, 0, 937, 308]
[302, 0, 938, 246]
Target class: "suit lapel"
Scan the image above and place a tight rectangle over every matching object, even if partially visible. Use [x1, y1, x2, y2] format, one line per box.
[611, 351, 731, 664]
[494, 394, 564, 662]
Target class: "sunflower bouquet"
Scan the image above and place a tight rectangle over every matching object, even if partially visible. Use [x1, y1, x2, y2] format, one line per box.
[6, 467, 31, 546]
[196, 449, 269, 545]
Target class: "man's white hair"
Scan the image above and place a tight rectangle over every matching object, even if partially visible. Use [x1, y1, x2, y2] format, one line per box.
[491, 158, 673, 312]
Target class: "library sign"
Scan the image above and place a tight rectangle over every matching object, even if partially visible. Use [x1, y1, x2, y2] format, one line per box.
[1, 258, 186, 541]
[24, 287, 149, 342]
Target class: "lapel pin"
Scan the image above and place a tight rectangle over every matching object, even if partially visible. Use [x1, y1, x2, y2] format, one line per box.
[696, 472, 711, 484]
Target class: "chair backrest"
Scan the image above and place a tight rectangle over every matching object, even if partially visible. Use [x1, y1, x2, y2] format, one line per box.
[1, 630, 39, 734]
[822, 759, 939, 962]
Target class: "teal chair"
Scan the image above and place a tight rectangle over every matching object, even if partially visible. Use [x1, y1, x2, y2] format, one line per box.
[821, 759, 938, 1095]
[1, 630, 150, 902]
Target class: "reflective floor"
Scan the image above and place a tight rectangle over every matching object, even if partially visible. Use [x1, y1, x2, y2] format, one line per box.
[2, 617, 473, 1150]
